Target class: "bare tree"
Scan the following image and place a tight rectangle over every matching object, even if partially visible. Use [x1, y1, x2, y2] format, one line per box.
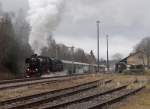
[112, 53, 123, 62]
[135, 37, 150, 67]
[89, 50, 96, 63]
[41, 42, 96, 64]
[0, 14, 14, 63]
[0, 8, 33, 75]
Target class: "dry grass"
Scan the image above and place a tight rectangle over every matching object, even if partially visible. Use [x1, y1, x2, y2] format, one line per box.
[116, 82, 150, 109]
[118, 91, 150, 109]
[0, 73, 149, 105]
[0, 73, 103, 102]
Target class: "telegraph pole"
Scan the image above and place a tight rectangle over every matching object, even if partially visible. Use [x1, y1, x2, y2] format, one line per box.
[71, 46, 74, 73]
[106, 34, 109, 71]
[55, 46, 58, 59]
[96, 20, 100, 72]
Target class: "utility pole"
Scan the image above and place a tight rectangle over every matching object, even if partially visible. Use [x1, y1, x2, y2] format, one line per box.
[106, 34, 109, 71]
[55, 46, 58, 59]
[96, 20, 100, 72]
[71, 46, 74, 74]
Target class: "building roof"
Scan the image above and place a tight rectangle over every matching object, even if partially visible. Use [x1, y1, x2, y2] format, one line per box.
[117, 51, 142, 64]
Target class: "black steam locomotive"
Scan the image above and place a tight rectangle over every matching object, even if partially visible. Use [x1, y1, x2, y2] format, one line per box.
[25, 54, 63, 77]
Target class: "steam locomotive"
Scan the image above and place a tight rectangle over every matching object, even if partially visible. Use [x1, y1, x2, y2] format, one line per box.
[25, 54, 63, 77]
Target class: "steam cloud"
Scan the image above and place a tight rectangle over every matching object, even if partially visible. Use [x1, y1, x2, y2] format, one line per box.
[27, 0, 65, 54]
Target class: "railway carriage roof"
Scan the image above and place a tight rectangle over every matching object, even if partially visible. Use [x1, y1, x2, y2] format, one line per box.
[62, 60, 105, 67]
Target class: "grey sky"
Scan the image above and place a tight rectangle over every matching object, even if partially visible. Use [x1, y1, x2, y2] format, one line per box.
[0, 0, 28, 12]
[0, 0, 150, 59]
[54, 0, 150, 59]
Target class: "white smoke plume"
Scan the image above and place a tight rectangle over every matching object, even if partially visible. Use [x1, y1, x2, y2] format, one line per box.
[27, 0, 65, 54]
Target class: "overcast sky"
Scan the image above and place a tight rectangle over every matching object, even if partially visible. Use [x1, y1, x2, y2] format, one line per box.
[0, 0, 150, 59]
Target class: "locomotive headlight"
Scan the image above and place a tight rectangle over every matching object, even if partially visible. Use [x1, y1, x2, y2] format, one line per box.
[35, 68, 38, 71]
[27, 68, 30, 71]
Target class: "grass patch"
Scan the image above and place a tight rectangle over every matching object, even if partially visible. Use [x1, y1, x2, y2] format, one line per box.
[118, 83, 150, 109]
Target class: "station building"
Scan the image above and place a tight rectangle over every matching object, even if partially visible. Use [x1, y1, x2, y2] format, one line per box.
[115, 51, 148, 73]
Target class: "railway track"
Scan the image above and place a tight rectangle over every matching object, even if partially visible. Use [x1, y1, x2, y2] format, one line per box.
[5, 83, 144, 109]
[0, 79, 111, 109]
[64, 86, 144, 109]
[36, 84, 128, 109]
[0, 73, 97, 85]
[0, 73, 96, 90]
[39, 84, 144, 109]
[88, 86, 144, 109]
[0, 74, 144, 109]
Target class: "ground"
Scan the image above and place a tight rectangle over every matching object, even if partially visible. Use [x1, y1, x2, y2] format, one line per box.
[115, 83, 150, 109]
[0, 74, 103, 102]
[0, 73, 150, 108]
